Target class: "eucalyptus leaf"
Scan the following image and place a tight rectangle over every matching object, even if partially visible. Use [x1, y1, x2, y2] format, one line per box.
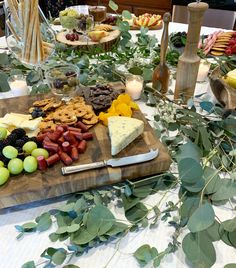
[224, 264, 236, 268]
[59, 202, 75, 213]
[52, 249, 67, 265]
[143, 68, 153, 81]
[203, 167, 221, 195]
[21, 261, 36, 268]
[41, 247, 58, 259]
[180, 197, 200, 227]
[205, 221, 221, 242]
[222, 218, 236, 232]
[15, 225, 24, 232]
[22, 222, 37, 230]
[125, 203, 148, 223]
[0, 53, 9, 65]
[183, 178, 205, 193]
[211, 180, 236, 201]
[26, 71, 41, 85]
[86, 205, 115, 236]
[122, 194, 140, 211]
[200, 101, 214, 113]
[128, 66, 143, 75]
[182, 232, 216, 268]
[0, 72, 11, 92]
[228, 230, 236, 247]
[56, 226, 68, 235]
[36, 212, 52, 232]
[187, 203, 215, 233]
[178, 158, 203, 184]
[132, 184, 153, 198]
[134, 244, 158, 266]
[67, 224, 80, 233]
[71, 226, 96, 245]
[49, 233, 59, 242]
[109, 0, 118, 11]
[176, 142, 201, 163]
[122, 10, 132, 20]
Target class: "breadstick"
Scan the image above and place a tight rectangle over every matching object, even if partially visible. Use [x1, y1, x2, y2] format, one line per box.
[6, 19, 20, 42]
[29, 15, 37, 64]
[12, 0, 19, 12]
[42, 41, 55, 49]
[18, 1, 24, 39]
[22, 0, 31, 62]
[7, 0, 21, 31]
[36, 18, 44, 63]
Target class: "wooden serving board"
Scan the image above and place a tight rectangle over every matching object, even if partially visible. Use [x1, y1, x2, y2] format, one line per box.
[0, 94, 171, 209]
[56, 29, 120, 52]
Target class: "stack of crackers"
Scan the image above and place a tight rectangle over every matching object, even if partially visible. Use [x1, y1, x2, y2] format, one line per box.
[7, 0, 54, 64]
[210, 32, 234, 56]
[30, 97, 98, 131]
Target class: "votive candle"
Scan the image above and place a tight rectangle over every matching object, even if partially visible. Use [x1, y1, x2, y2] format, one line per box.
[125, 75, 144, 100]
[8, 75, 29, 97]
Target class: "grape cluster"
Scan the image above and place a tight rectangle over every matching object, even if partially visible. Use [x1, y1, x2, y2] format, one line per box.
[65, 33, 80, 41]
[31, 107, 46, 119]
[0, 128, 42, 168]
[170, 32, 187, 48]
[103, 15, 117, 25]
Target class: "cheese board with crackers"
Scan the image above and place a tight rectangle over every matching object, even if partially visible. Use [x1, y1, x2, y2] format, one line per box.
[0, 85, 171, 209]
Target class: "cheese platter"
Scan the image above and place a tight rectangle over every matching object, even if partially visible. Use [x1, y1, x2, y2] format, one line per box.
[0, 91, 171, 209]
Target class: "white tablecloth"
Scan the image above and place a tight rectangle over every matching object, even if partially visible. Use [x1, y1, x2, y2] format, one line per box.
[0, 23, 235, 268]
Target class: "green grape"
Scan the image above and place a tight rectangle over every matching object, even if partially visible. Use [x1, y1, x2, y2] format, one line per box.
[31, 148, 49, 159]
[23, 156, 38, 173]
[0, 127, 7, 140]
[22, 141, 38, 154]
[0, 167, 10, 185]
[0, 160, 4, 167]
[3, 146, 18, 159]
[8, 158, 23, 175]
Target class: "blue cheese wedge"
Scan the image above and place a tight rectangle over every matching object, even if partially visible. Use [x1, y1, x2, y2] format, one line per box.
[108, 116, 144, 156]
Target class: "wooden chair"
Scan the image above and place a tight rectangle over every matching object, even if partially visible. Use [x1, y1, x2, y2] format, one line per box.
[172, 1, 236, 30]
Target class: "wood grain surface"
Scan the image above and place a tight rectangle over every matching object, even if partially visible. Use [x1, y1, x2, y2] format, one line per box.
[56, 30, 120, 52]
[0, 94, 171, 209]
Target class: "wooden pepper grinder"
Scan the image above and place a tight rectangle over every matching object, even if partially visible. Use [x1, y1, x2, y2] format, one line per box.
[152, 12, 171, 94]
[174, 2, 208, 103]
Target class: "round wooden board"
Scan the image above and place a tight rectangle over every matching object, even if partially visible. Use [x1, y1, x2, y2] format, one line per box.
[56, 29, 120, 52]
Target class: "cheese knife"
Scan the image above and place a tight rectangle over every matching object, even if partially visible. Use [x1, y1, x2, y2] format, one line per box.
[61, 149, 159, 175]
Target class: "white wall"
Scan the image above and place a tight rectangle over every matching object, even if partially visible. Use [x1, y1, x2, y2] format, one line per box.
[172, 5, 236, 30]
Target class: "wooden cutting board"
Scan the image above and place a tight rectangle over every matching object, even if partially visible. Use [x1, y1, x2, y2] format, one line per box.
[0, 94, 171, 209]
[56, 30, 120, 52]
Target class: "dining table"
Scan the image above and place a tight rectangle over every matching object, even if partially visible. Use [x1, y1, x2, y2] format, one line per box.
[0, 21, 235, 268]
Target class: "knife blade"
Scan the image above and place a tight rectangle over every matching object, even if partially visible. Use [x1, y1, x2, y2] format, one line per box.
[61, 149, 159, 175]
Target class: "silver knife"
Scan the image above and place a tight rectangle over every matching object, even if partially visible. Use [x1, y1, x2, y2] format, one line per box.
[61, 149, 159, 175]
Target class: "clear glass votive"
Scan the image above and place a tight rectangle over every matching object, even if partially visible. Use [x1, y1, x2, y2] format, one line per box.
[8, 75, 29, 97]
[197, 60, 211, 83]
[45, 64, 80, 102]
[125, 75, 144, 100]
[88, 6, 107, 24]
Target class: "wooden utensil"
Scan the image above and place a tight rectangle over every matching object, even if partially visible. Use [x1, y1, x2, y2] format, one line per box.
[174, 2, 208, 103]
[152, 12, 171, 94]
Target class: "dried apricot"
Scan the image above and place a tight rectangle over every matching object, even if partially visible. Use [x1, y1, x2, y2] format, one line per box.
[115, 103, 132, 117]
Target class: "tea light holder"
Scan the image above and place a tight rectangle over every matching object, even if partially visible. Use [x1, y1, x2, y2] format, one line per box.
[197, 60, 211, 82]
[8, 75, 29, 97]
[125, 75, 144, 100]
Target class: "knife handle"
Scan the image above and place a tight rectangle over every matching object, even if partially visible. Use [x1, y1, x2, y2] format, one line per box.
[61, 161, 107, 175]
